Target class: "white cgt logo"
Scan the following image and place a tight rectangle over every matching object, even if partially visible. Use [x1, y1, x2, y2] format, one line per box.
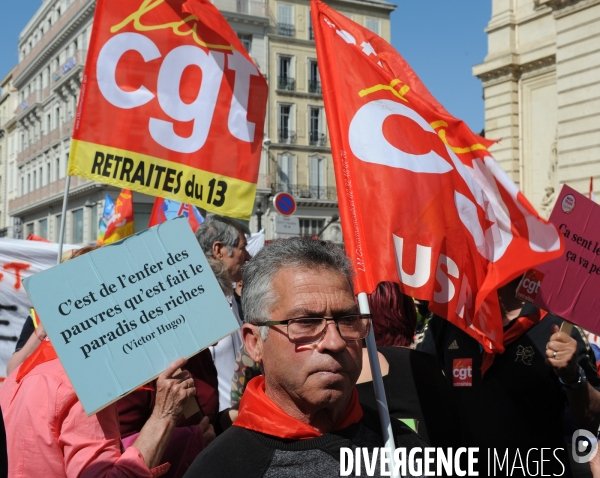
[347, 99, 561, 310]
[96, 32, 259, 154]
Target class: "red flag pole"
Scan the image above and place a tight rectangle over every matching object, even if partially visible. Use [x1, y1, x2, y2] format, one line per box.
[56, 176, 72, 265]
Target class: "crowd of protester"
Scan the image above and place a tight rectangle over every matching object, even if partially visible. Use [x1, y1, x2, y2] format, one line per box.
[1, 214, 599, 477]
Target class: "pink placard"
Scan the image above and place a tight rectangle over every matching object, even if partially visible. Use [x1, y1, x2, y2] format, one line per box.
[516, 185, 600, 335]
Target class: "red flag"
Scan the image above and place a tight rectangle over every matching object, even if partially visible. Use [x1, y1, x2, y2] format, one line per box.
[103, 189, 134, 244]
[26, 234, 51, 243]
[311, 1, 563, 352]
[67, 0, 268, 220]
[148, 197, 204, 231]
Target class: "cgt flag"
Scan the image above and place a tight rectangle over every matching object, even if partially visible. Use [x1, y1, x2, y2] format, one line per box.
[103, 189, 134, 244]
[148, 197, 204, 231]
[68, 0, 268, 220]
[311, 0, 563, 352]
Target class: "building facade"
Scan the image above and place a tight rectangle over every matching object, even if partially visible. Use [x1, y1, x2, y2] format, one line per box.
[0, 69, 19, 237]
[473, 0, 600, 216]
[255, 0, 394, 241]
[7, 0, 393, 244]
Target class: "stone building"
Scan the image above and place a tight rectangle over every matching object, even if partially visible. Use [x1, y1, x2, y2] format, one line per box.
[473, 0, 600, 216]
[256, 0, 394, 241]
[0, 69, 19, 237]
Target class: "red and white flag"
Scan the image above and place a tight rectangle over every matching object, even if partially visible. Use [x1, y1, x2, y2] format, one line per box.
[311, 1, 563, 352]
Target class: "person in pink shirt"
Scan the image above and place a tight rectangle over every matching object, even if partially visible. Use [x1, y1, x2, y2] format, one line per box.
[0, 354, 196, 478]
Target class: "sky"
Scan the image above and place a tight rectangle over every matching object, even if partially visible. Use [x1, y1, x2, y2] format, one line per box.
[0, 1, 491, 133]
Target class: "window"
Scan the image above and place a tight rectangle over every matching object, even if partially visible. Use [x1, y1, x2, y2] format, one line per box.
[55, 106, 60, 128]
[26, 223, 34, 237]
[277, 154, 295, 193]
[278, 56, 294, 91]
[277, 4, 295, 36]
[55, 214, 62, 242]
[65, 153, 69, 173]
[308, 60, 320, 94]
[309, 13, 314, 40]
[39, 167, 42, 187]
[46, 113, 51, 133]
[309, 156, 327, 199]
[56, 156, 60, 180]
[238, 34, 252, 55]
[91, 204, 98, 241]
[20, 177, 24, 195]
[309, 107, 325, 146]
[365, 17, 381, 35]
[33, 171, 37, 190]
[278, 104, 295, 143]
[27, 173, 31, 193]
[299, 218, 325, 237]
[40, 219, 48, 239]
[72, 209, 83, 243]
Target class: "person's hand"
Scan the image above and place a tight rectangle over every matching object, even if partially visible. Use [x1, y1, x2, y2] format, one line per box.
[152, 358, 196, 424]
[545, 324, 579, 383]
[200, 416, 216, 446]
[35, 322, 47, 341]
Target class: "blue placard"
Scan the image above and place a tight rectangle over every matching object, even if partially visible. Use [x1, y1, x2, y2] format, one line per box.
[23, 217, 239, 415]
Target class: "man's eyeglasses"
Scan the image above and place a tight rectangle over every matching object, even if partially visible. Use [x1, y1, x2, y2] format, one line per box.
[250, 314, 372, 345]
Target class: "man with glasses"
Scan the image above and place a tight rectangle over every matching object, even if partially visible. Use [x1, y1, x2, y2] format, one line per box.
[184, 238, 424, 477]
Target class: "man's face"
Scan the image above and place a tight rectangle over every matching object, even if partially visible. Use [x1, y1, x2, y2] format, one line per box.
[220, 232, 250, 282]
[256, 267, 362, 417]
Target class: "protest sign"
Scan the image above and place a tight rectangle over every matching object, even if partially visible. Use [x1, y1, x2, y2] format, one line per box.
[0, 239, 79, 378]
[516, 185, 600, 335]
[67, 0, 268, 220]
[23, 217, 239, 415]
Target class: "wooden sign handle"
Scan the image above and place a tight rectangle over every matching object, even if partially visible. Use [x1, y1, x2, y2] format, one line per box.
[175, 368, 200, 418]
[560, 321, 574, 336]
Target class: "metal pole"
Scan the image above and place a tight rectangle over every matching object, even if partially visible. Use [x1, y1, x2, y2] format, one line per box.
[56, 176, 72, 265]
[357, 292, 399, 478]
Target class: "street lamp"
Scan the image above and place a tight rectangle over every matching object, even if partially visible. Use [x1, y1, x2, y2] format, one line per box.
[317, 214, 339, 238]
[256, 203, 263, 232]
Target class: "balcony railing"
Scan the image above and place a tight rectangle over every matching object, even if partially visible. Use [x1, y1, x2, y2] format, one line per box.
[17, 118, 74, 165]
[277, 23, 295, 36]
[277, 129, 297, 144]
[9, 175, 92, 214]
[212, 0, 268, 16]
[278, 76, 296, 91]
[309, 132, 327, 146]
[308, 80, 321, 94]
[273, 182, 337, 201]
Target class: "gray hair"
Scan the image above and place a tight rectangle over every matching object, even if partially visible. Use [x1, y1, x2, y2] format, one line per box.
[206, 257, 233, 297]
[195, 214, 251, 257]
[241, 237, 354, 339]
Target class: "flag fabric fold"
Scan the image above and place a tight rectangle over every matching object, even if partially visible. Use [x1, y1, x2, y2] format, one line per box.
[311, 0, 563, 352]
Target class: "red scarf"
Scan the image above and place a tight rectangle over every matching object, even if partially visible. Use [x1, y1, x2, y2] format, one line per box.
[481, 309, 547, 376]
[234, 376, 363, 439]
[16, 338, 57, 382]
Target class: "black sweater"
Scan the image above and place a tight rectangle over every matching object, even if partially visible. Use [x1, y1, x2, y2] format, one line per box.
[183, 405, 427, 477]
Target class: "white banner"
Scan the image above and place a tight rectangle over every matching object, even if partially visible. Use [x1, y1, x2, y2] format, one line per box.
[0, 239, 78, 377]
